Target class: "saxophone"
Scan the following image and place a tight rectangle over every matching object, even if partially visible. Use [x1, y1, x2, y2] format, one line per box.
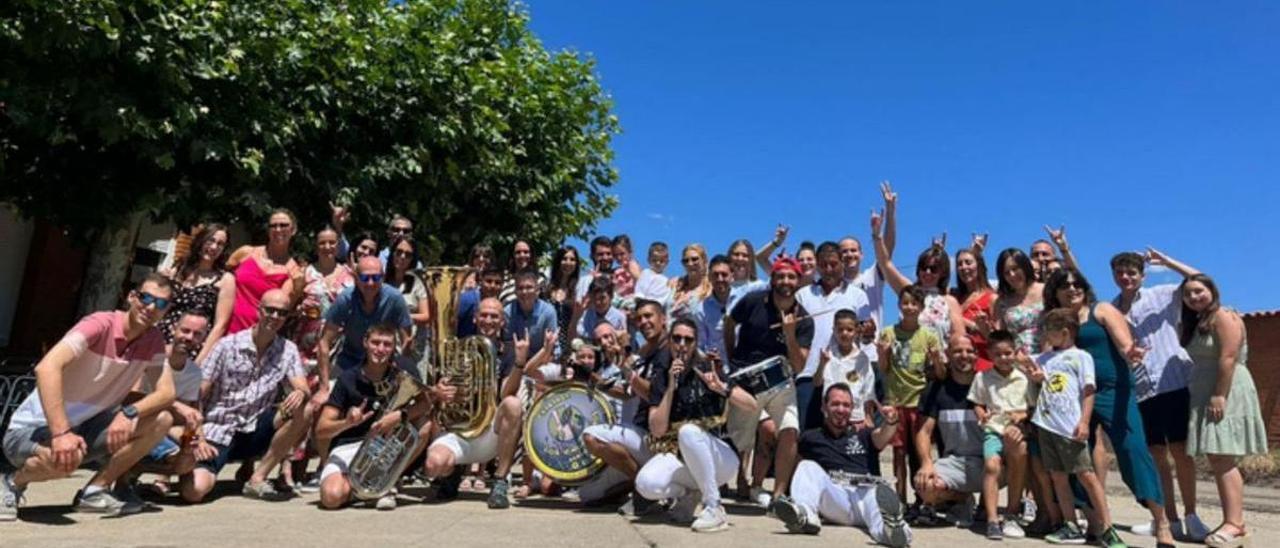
[422, 267, 497, 439]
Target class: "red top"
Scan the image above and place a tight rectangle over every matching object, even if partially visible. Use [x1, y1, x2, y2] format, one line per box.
[961, 290, 997, 372]
[228, 257, 290, 334]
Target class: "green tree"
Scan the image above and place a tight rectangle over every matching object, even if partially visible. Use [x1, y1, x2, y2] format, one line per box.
[0, 0, 620, 263]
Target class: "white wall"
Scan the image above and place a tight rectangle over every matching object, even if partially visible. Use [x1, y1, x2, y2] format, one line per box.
[0, 209, 35, 347]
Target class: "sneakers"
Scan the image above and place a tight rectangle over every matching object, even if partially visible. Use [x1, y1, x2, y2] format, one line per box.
[1133, 518, 1182, 538]
[668, 492, 698, 524]
[112, 483, 150, 514]
[947, 495, 977, 528]
[770, 494, 819, 534]
[1099, 526, 1128, 548]
[487, 478, 511, 509]
[1, 473, 23, 521]
[875, 483, 910, 548]
[750, 486, 773, 509]
[619, 490, 661, 517]
[1021, 494, 1038, 524]
[241, 480, 290, 501]
[1045, 522, 1086, 545]
[987, 521, 1004, 540]
[1184, 513, 1211, 542]
[691, 504, 730, 533]
[1002, 517, 1027, 539]
[375, 492, 397, 511]
[73, 487, 127, 516]
[295, 477, 321, 495]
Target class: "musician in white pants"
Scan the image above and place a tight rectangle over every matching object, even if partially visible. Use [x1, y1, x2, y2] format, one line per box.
[634, 319, 756, 532]
[773, 383, 911, 547]
[581, 301, 663, 510]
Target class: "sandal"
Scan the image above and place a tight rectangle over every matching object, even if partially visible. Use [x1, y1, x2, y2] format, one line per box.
[1206, 524, 1250, 548]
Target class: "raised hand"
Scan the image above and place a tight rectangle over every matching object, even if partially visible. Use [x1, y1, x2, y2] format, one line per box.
[514, 328, 531, 364]
[819, 348, 832, 367]
[971, 233, 989, 253]
[345, 400, 370, 426]
[773, 224, 790, 246]
[1144, 246, 1172, 267]
[330, 201, 350, 229]
[870, 208, 884, 237]
[1043, 224, 1068, 249]
[880, 180, 898, 209]
[931, 232, 948, 250]
[781, 312, 799, 337]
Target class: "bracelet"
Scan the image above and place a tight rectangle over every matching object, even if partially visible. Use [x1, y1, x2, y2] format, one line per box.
[51, 428, 74, 439]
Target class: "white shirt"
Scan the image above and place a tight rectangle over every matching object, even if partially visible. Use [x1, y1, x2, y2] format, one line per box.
[1113, 284, 1193, 401]
[819, 344, 876, 424]
[796, 280, 871, 377]
[635, 268, 672, 303]
[1032, 348, 1096, 439]
[847, 264, 885, 332]
[144, 359, 203, 403]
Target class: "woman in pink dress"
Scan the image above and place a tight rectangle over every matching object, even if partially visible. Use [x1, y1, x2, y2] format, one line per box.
[220, 209, 304, 342]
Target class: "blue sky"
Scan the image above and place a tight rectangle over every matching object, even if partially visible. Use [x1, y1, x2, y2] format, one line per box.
[528, 2, 1280, 313]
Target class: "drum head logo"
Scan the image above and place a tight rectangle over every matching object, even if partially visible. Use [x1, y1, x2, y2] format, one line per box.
[548, 406, 586, 443]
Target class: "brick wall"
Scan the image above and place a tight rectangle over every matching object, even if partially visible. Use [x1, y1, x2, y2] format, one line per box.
[1243, 312, 1280, 449]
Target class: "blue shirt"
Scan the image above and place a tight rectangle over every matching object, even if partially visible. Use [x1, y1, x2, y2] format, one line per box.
[503, 299, 558, 357]
[456, 288, 480, 338]
[696, 293, 730, 359]
[325, 285, 412, 370]
[577, 306, 627, 339]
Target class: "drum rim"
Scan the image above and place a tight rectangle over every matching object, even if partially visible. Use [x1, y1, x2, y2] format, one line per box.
[522, 381, 615, 484]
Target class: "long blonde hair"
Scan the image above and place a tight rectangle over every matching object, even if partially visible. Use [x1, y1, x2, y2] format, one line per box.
[678, 243, 712, 299]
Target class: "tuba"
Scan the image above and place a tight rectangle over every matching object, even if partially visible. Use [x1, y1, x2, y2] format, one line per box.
[348, 368, 426, 500]
[422, 267, 498, 439]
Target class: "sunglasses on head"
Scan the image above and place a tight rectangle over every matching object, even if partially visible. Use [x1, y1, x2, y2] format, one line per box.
[260, 305, 290, 318]
[671, 334, 696, 344]
[359, 273, 384, 283]
[268, 222, 291, 229]
[138, 292, 170, 310]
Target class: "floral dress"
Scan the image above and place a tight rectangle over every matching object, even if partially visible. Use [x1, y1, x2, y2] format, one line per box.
[293, 264, 354, 364]
[999, 299, 1044, 355]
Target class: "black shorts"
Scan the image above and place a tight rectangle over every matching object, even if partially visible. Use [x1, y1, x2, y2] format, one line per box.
[1137, 388, 1190, 446]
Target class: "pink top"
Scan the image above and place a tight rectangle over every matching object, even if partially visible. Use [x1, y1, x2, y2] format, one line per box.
[228, 257, 290, 334]
[8, 311, 166, 429]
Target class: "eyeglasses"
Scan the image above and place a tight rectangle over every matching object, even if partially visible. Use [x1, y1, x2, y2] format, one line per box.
[138, 292, 170, 310]
[682, 257, 700, 264]
[393, 250, 414, 259]
[671, 334, 696, 345]
[268, 222, 291, 229]
[359, 273, 384, 284]
[260, 305, 290, 318]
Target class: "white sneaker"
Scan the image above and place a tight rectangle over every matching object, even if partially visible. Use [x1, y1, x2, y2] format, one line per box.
[1184, 513, 1210, 542]
[295, 478, 321, 494]
[1021, 495, 1037, 524]
[1133, 518, 1183, 538]
[375, 492, 397, 510]
[669, 492, 698, 524]
[1, 473, 23, 522]
[1002, 517, 1027, 539]
[691, 505, 730, 533]
[750, 487, 772, 509]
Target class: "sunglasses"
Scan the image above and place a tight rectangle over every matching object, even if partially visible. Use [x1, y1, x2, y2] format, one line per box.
[359, 273, 384, 283]
[389, 227, 412, 235]
[682, 257, 700, 264]
[268, 222, 292, 229]
[920, 264, 940, 274]
[671, 334, 696, 344]
[137, 292, 171, 310]
[1062, 280, 1085, 290]
[260, 305, 290, 319]
[393, 250, 414, 259]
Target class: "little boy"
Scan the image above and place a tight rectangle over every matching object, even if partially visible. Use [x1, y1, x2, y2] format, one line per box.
[634, 241, 671, 303]
[876, 285, 944, 505]
[1027, 309, 1122, 547]
[814, 309, 877, 429]
[967, 330, 1030, 539]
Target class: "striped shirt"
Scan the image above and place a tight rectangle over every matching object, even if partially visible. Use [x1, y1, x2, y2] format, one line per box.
[8, 311, 166, 430]
[1114, 284, 1194, 401]
[201, 329, 305, 445]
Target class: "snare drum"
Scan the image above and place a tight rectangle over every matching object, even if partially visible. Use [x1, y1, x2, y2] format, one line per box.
[523, 382, 616, 485]
[729, 356, 793, 398]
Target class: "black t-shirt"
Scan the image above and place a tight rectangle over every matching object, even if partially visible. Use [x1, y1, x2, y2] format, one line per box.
[920, 376, 982, 458]
[325, 365, 412, 447]
[648, 355, 728, 424]
[798, 426, 880, 476]
[728, 290, 814, 371]
[631, 346, 671, 431]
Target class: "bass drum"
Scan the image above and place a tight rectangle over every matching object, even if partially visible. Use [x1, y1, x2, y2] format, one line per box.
[522, 382, 615, 486]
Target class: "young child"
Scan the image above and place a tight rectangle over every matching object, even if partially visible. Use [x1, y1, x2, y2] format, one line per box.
[634, 241, 671, 303]
[1026, 309, 1120, 547]
[814, 309, 877, 430]
[967, 330, 1030, 539]
[611, 235, 640, 303]
[877, 285, 945, 505]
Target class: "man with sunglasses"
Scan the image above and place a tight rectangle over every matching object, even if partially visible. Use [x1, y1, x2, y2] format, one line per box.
[3, 275, 175, 520]
[183, 289, 311, 503]
[316, 257, 413, 398]
[333, 213, 419, 270]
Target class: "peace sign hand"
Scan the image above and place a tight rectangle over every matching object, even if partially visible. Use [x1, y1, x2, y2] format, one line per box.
[971, 233, 989, 253]
[880, 180, 898, 210]
[773, 224, 790, 246]
[931, 232, 948, 250]
[1043, 225, 1069, 249]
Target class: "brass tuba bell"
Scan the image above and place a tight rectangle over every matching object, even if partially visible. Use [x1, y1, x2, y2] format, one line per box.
[422, 267, 498, 439]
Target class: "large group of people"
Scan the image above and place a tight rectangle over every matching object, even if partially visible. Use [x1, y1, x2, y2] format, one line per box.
[0, 185, 1267, 548]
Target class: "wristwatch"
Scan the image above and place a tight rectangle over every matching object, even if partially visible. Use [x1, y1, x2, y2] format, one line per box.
[121, 405, 139, 420]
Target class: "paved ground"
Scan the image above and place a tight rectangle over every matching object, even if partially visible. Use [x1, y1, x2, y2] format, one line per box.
[4, 467, 1278, 548]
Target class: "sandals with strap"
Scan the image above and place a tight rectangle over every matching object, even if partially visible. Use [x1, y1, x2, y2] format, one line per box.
[1206, 524, 1250, 548]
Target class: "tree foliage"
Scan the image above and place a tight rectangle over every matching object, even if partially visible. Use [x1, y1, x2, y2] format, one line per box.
[0, 0, 620, 261]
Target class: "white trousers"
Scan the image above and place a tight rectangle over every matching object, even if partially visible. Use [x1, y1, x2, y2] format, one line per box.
[634, 424, 739, 508]
[790, 460, 913, 545]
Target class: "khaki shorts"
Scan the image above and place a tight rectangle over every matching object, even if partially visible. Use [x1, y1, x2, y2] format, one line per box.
[1038, 429, 1092, 474]
[727, 384, 799, 451]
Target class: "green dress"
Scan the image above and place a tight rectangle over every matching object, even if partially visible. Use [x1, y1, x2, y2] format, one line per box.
[1185, 324, 1268, 456]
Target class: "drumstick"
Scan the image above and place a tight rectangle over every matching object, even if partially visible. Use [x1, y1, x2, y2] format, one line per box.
[768, 308, 837, 329]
